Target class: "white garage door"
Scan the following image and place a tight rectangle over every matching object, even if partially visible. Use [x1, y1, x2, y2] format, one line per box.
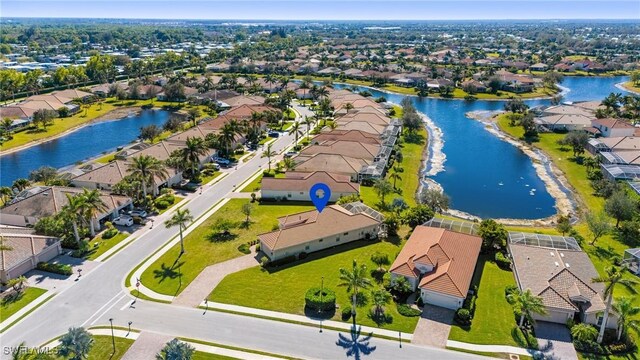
[535, 310, 571, 324]
[422, 290, 461, 310]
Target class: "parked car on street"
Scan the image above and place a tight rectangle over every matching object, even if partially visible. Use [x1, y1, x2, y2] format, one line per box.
[113, 216, 134, 227]
[268, 131, 280, 138]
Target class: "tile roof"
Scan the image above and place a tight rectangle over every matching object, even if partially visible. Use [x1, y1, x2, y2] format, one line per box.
[593, 118, 635, 129]
[510, 243, 606, 314]
[390, 226, 482, 298]
[260, 171, 359, 193]
[0, 233, 60, 271]
[293, 153, 368, 177]
[0, 186, 130, 220]
[298, 141, 380, 161]
[311, 130, 382, 145]
[259, 203, 381, 252]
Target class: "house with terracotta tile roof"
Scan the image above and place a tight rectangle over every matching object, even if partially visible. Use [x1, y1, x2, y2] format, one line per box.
[592, 118, 636, 138]
[509, 238, 616, 328]
[293, 153, 369, 181]
[260, 171, 359, 201]
[311, 130, 382, 145]
[389, 226, 482, 310]
[0, 231, 62, 282]
[259, 202, 383, 261]
[0, 186, 132, 229]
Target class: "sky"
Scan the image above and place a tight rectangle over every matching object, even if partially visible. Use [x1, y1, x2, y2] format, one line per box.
[2, 0, 640, 20]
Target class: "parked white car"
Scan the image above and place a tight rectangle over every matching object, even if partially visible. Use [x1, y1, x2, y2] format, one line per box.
[113, 216, 133, 227]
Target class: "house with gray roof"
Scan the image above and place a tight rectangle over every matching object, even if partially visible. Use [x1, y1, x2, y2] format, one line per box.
[508, 233, 617, 329]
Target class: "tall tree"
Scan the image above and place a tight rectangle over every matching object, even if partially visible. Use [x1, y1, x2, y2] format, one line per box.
[181, 137, 208, 178]
[592, 266, 639, 343]
[605, 191, 636, 227]
[478, 219, 508, 252]
[373, 179, 393, 206]
[156, 338, 195, 360]
[585, 211, 612, 245]
[612, 297, 640, 342]
[338, 260, 373, 325]
[508, 289, 548, 327]
[63, 193, 86, 246]
[58, 327, 93, 360]
[420, 188, 450, 214]
[165, 208, 194, 255]
[81, 189, 107, 238]
[128, 155, 169, 197]
[261, 143, 276, 173]
[187, 108, 201, 127]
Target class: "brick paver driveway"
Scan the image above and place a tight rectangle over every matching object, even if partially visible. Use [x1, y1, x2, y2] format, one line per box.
[412, 304, 455, 348]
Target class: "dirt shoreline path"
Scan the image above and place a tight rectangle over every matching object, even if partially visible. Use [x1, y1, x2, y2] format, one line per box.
[0, 107, 143, 157]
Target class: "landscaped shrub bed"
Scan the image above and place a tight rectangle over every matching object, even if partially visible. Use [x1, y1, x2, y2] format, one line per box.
[304, 287, 336, 312]
[494, 252, 512, 270]
[266, 255, 297, 268]
[37, 262, 73, 276]
[396, 303, 421, 317]
[237, 243, 251, 254]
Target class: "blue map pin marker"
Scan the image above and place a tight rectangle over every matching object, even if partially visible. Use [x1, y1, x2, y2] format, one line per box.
[310, 183, 331, 213]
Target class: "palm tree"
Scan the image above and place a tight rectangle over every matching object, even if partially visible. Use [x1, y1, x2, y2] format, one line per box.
[338, 260, 373, 326]
[63, 193, 86, 246]
[128, 155, 169, 197]
[156, 338, 195, 360]
[612, 297, 640, 341]
[389, 169, 402, 189]
[370, 287, 392, 319]
[11, 178, 30, 192]
[187, 108, 201, 127]
[601, 93, 623, 116]
[571, 323, 598, 343]
[301, 116, 315, 136]
[0, 186, 13, 205]
[592, 266, 639, 343]
[165, 208, 194, 255]
[507, 289, 548, 327]
[289, 121, 302, 143]
[262, 143, 276, 173]
[58, 327, 93, 360]
[373, 179, 393, 205]
[81, 189, 107, 238]
[264, 73, 277, 93]
[218, 123, 239, 157]
[181, 137, 208, 178]
[282, 157, 296, 171]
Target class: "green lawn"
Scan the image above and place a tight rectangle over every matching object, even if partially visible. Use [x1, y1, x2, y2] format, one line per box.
[95, 153, 116, 164]
[360, 129, 426, 208]
[140, 200, 314, 296]
[239, 172, 285, 193]
[621, 81, 640, 94]
[209, 239, 420, 333]
[193, 352, 239, 360]
[86, 232, 131, 261]
[0, 287, 47, 322]
[52, 335, 134, 360]
[157, 195, 186, 215]
[448, 256, 520, 346]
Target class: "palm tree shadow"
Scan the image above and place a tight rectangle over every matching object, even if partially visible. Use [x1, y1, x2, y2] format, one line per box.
[152, 261, 184, 283]
[335, 326, 377, 360]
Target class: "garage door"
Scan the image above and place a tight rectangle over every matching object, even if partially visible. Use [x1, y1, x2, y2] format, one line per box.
[422, 290, 461, 310]
[535, 310, 571, 324]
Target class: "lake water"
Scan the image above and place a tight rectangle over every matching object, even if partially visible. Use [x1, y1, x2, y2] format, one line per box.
[0, 110, 170, 186]
[334, 76, 629, 219]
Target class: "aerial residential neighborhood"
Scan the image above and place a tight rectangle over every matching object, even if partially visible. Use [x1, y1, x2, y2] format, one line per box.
[0, 3, 639, 360]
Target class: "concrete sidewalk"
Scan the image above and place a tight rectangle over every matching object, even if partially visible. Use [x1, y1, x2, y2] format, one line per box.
[446, 340, 536, 357]
[173, 251, 259, 307]
[201, 301, 414, 342]
[0, 289, 52, 331]
[122, 331, 173, 360]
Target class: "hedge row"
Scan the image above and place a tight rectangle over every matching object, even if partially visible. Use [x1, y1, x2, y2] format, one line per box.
[37, 262, 73, 276]
[305, 287, 336, 312]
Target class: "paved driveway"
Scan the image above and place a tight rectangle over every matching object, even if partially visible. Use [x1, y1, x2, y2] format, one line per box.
[535, 322, 578, 360]
[412, 305, 455, 348]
